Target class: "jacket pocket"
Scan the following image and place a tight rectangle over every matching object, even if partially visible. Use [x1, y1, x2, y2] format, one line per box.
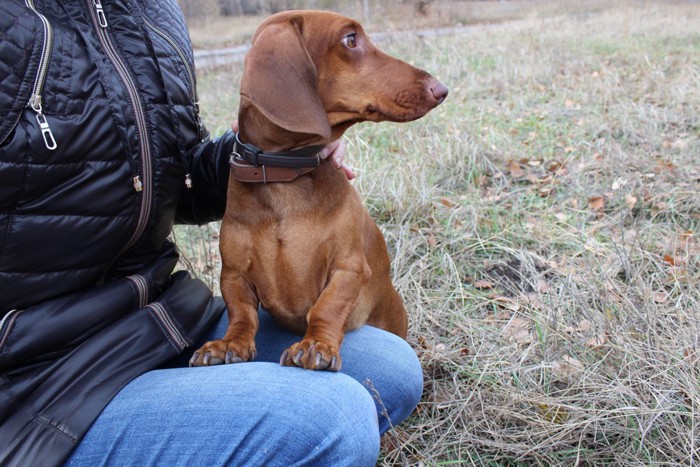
[0, 247, 179, 371]
[0, 276, 143, 371]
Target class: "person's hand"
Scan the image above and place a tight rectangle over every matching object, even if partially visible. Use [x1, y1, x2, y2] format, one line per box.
[231, 120, 356, 180]
[319, 139, 356, 180]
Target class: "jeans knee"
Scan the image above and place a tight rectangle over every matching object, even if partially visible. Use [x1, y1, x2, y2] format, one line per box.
[302, 374, 380, 467]
[357, 331, 423, 433]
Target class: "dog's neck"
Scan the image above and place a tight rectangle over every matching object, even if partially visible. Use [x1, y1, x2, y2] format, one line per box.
[237, 103, 328, 152]
[231, 103, 331, 183]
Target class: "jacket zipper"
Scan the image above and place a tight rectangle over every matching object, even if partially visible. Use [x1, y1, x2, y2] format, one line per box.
[88, 0, 153, 264]
[148, 302, 189, 351]
[0, 309, 23, 350]
[25, 0, 57, 151]
[142, 18, 205, 144]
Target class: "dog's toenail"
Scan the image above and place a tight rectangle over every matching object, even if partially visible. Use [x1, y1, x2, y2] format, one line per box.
[293, 349, 304, 366]
[189, 352, 200, 367]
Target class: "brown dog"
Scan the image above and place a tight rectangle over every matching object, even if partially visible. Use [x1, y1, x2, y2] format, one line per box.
[189, 10, 447, 371]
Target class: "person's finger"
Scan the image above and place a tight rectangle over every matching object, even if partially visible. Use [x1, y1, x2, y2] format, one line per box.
[319, 140, 357, 180]
[319, 139, 357, 180]
[318, 139, 342, 163]
[340, 162, 357, 180]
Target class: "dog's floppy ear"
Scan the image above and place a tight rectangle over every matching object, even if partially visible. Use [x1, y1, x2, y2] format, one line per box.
[240, 18, 332, 139]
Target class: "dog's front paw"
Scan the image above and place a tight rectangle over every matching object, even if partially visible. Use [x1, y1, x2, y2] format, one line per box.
[280, 339, 341, 372]
[189, 339, 257, 367]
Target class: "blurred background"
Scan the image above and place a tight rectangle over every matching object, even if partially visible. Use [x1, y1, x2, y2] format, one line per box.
[178, 0, 628, 50]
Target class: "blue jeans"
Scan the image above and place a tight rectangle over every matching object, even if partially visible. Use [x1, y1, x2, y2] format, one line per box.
[65, 308, 423, 466]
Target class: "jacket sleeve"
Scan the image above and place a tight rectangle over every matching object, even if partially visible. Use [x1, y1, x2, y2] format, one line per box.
[175, 130, 236, 225]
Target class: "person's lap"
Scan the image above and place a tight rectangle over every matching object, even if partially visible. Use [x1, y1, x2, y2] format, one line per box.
[65, 305, 423, 466]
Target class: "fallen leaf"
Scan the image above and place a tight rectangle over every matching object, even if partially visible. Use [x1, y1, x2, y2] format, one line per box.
[485, 310, 511, 322]
[588, 196, 605, 211]
[576, 319, 593, 332]
[507, 160, 525, 178]
[547, 160, 564, 172]
[521, 292, 543, 309]
[625, 194, 638, 209]
[538, 187, 555, 197]
[584, 335, 606, 348]
[653, 291, 668, 304]
[537, 403, 570, 424]
[474, 279, 495, 289]
[562, 355, 584, 371]
[493, 295, 520, 311]
[603, 307, 616, 322]
[554, 265, 576, 276]
[502, 317, 531, 344]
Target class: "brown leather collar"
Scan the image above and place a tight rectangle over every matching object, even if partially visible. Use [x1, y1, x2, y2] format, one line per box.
[230, 133, 324, 183]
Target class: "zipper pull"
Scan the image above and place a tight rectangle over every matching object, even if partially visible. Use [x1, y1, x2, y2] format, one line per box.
[133, 175, 143, 192]
[185, 173, 193, 189]
[93, 0, 108, 27]
[30, 95, 57, 151]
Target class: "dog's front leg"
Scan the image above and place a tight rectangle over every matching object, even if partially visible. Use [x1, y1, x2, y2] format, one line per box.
[280, 266, 367, 372]
[189, 271, 258, 366]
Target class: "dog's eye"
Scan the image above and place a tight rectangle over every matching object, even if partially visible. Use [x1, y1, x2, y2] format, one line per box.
[343, 33, 357, 49]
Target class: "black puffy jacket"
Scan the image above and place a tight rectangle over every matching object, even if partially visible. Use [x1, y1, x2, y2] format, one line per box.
[0, 1, 234, 464]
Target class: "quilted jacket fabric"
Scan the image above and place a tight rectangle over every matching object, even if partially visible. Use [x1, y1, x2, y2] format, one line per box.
[0, 1, 234, 464]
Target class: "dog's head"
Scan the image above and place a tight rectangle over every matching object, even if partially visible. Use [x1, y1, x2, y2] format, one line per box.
[239, 10, 448, 147]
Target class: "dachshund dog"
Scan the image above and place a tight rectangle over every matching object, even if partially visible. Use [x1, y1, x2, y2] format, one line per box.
[190, 10, 447, 371]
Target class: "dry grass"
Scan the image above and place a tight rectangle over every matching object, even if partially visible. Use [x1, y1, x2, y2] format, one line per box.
[185, 0, 618, 49]
[176, 1, 700, 464]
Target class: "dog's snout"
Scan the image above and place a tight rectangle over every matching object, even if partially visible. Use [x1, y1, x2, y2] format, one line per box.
[429, 79, 448, 105]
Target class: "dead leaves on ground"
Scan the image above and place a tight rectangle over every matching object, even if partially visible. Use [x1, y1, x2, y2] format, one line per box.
[500, 316, 533, 344]
[504, 157, 565, 198]
[660, 229, 697, 285]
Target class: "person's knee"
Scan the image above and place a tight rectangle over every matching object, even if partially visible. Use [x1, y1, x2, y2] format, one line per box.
[355, 330, 424, 433]
[298, 373, 380, 467]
